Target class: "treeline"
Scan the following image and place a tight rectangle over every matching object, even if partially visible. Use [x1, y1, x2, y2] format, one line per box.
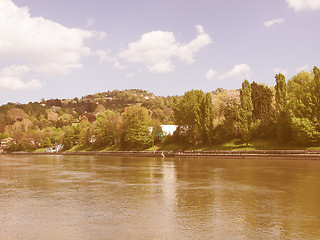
[1, 67, 320, 151]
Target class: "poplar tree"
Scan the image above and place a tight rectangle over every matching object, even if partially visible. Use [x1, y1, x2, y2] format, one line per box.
[275, 73, 289, 143]
[312, 66, 320, 123]
[239, 80, 253, 146]
[250, 82, 273, 121]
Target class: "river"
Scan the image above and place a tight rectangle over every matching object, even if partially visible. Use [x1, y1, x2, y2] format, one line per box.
[0, 155, 320, 239]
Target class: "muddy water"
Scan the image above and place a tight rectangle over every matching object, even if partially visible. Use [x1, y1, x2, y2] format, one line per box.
[1, 155, 320, 239]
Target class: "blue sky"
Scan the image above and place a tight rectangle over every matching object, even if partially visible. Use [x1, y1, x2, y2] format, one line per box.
[0, 0, 320, 104]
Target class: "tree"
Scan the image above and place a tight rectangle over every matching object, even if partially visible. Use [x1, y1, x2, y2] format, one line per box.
[6, 108, 27, 124]
[78, 116, 91, 147]
[287, 67, 320, 143]
[92, 110, 123, 148]
[239, 80, 253, 146]
[62, 127, 77, 150]
[173, 90, 213, 145]
[200, 93, 214, 145]
[251, 82, 273, 121]
[275, 73, 290, 143]
[250, 82, 276, 139]
[291, 117, 320, 144]
[212, 90, 241, 143]
[56, 114, 71, 128]
[311, 66, 320, 124]
[287, 71, 313, 119]
[121, 106, 153, 150]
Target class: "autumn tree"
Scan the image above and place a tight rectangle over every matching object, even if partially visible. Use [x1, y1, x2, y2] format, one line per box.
[6, 108, 27, 124]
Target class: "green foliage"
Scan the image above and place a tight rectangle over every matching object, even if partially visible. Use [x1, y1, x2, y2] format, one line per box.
[1, 68, 320, 152]
[92, 111, 123, 148]
[62, 127, 77, 150]
[79, 116, 91, 147]
[121, 106, 153, 150]
[173, 90, 213, 145]
[291, 117, 320, 144]
[275, 73, 290, 143]
[212, 90, 241, 143]
[251, 82, 273, 121]
[239, 80, 253, 145]
[287, 71, 313, 119]
[311, 66, 320, 124]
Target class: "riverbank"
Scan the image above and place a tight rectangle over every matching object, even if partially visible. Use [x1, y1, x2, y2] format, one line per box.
[5, 149, 320, 159]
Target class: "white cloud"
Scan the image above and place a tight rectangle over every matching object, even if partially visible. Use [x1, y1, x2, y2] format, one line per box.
[118, 25, 212, 73]
[0, 65, 43, 90]
[126, 73, 135, 78]
[85, 18, 95, 28]
[273, 68, 288, 75]
[93, 50, 113, 62]
[263, 18, 285, 27]
[205, 69, 217, 79]
[218, 64, 252, 80]
[285, 0, 320, 11]
[0, 0, 102, 90]
[113, 61, 128, 70]
[92, 31, 106, 40]
[296, 65, 309, 72]
[0, 0, 93, 75]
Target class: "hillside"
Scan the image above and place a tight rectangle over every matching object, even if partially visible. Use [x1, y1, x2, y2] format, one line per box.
[1, 67, 320, 152]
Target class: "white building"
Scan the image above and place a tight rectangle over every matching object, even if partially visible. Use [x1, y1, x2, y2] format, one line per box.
[160, 125, 178, 136]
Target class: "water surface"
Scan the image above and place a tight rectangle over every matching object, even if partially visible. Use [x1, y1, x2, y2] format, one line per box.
[1, 155, 320, 239]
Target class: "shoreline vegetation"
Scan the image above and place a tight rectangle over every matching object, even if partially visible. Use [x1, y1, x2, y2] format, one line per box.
[1, 67, 320, 153]
[6, 149, 320, 159]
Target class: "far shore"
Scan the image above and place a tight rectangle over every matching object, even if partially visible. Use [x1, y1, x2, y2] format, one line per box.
[4, 149, 320, 159]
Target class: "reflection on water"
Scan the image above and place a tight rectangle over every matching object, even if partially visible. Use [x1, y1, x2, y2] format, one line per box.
[1, 155, 320, 239]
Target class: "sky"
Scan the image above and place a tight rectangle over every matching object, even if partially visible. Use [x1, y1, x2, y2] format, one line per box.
[0, 0, 320, 104]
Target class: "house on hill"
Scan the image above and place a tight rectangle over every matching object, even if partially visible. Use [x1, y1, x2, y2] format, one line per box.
[1, 138, 16, 149]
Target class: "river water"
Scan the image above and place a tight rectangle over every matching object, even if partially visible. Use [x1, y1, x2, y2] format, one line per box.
[0, 155, 320, 239]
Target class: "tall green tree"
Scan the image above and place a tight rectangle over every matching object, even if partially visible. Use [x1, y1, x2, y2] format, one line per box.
[239, 80, 253, 146]
[78, 116, 91, 147]
[173, 90, 213, 145]
[201, 93, 214, 145]
[62, 127, 77, 150]
[250, 82, 275, 139]
[93, 110, 123, 148]
[212, 90, 241, 143]
[287, 71, 313, 119]
[311, 66, 320, 124]
[121, 106, 153, 150]
[275, 73, 290, 143]
[287, 67, 320, 143]
[251, 82, 273, 121]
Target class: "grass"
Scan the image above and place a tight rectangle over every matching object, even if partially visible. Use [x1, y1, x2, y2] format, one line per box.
[102, 145, 120, 151]
[169, 138, 316, 151]
[158, 143, 184, 151]
[34, 148, 46, 153]
[145, 146, 159, 151]
[50, 138, 319, 153]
